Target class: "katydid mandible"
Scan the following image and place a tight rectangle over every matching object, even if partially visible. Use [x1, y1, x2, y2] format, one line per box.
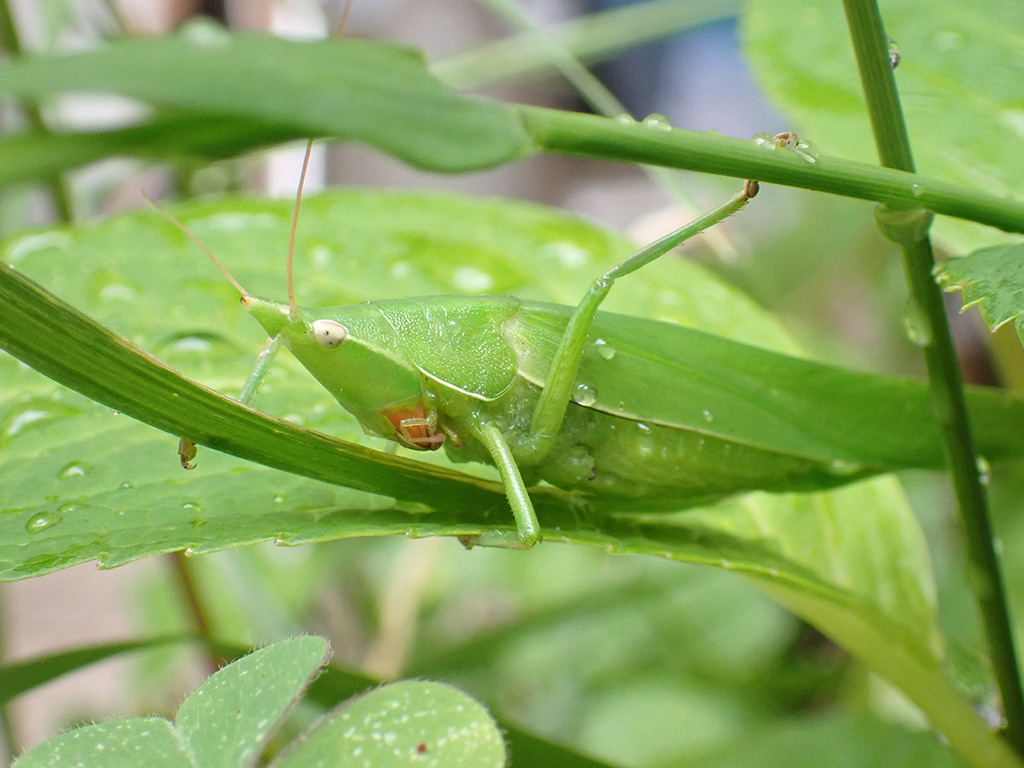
[169, 164, 816, 549]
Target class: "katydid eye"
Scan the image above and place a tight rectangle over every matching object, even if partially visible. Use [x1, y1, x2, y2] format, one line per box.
[312, 319, 348, 349]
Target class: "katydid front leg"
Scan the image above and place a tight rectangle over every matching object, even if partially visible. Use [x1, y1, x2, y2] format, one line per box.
[522, 179, 758, 462]
[177, 335, 283, 469]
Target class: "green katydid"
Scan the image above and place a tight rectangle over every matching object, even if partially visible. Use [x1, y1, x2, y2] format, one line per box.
[159, 148, 782, 548]
[167, 143, 947, 549]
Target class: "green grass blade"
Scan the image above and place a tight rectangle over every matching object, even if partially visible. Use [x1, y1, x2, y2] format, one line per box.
[436, 0, 741, 89]
[0, 30, 529, 173]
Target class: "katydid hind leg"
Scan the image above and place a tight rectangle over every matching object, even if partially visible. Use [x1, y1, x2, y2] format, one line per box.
[526, 179, 759, 455]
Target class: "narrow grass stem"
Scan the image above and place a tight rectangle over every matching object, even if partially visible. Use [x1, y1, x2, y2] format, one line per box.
[843, 0, 1024, 755]
[517, 106, 1024, 236]
[0, 0, 74, 223]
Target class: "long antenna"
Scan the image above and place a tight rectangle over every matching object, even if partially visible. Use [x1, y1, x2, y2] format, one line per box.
[286, 139, 314, 320]
[142, 191, 249, 296]
[286, 0, 353, 319]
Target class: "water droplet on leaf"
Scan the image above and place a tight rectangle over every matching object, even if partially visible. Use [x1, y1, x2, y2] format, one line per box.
[26, 511, 63, 534]
[573, 382, 597, 406]
[828, 459, 863, 476]
[179, 17, 231, 48]
[593, 338, 616, 360]
[59, 462, 91, 479]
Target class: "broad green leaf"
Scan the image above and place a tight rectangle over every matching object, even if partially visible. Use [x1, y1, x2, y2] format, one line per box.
[1, 637, 615, 768]
[13, 638, 327, 768]
[176, 636, 329, 768]
[741, 0, 1024, 251]
[12, 638, 500, 768]
[12, 718, 189, 768]
[272, 681, 505, 768]
[0, 189, 1009, 762]
[935, 243, 1024, 343]
[0, 28, 529, 173]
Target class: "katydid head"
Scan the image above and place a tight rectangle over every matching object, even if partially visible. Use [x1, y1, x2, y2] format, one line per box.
[242, 294, 442, 449]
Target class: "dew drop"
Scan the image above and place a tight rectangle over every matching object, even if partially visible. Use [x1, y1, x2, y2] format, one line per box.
[166, 335, 212, 355]
[932, 29, 964, 51]
[179, 17, 231, 48]
[99, 283, 137, 303]
[615, 113, 636, 124]
[910, 183, 925, 197]
[902, 299, 932, 347]
[443, 318, 464, 339]
[642, 113, 672, 131]
[3, 407, 51, 438]
[59, 461, 92, 479]
[828, 459, 864, 477]
[887, 37, 901, 68]
[792, 138, 818, 163]
[573, 382, 598, 406]
[752, 133, 775, 151]
[26, 511, 63, 534]
[977, 456, 991, 485]
[120, 482, 133, 490]
[182, 501, 203, 512]
[593, 338, 616, 360]
[702, 409, 714, 423]
[451, 266, 493, 293]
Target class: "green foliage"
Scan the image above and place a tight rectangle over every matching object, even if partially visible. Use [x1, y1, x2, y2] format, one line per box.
[0, 191, 1008, 765]
[0, 26, 528, 182]
[936, 244, 1024, 343]
[11, 637, 506, 768]
[1, 1, 1023, 767]
[742, 0, 1024, 252]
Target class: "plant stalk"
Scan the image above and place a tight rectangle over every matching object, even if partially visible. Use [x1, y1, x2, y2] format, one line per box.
[0, 0, 74, 223]
[518, 105, 1024, 236]
[842, 0, 1024, 754]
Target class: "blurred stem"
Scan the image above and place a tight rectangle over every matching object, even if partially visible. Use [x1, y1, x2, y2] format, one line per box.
[169, 552, 223, 674]
[0, 0, 74, 223]
[437, 0, 739, 90]
[0, 588, 16, 764]
[842, 0, 1024, 756]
